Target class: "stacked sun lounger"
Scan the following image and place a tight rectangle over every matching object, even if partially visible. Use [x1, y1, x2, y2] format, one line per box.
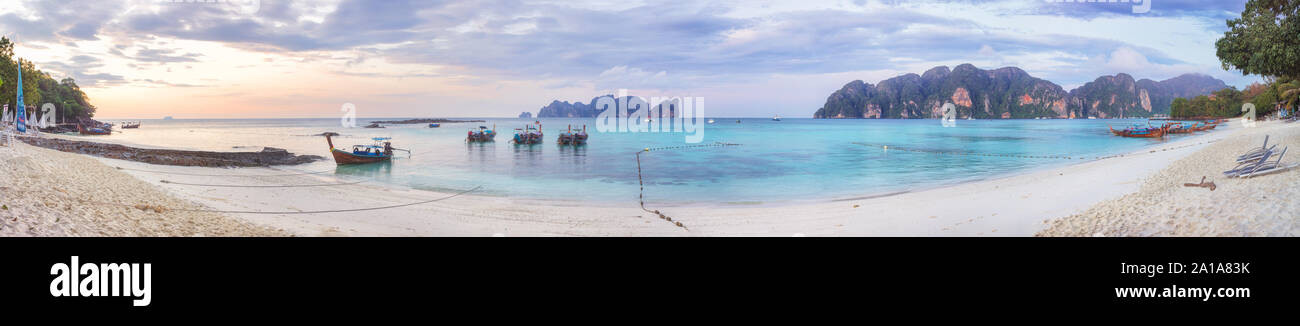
[1224, 135, 1298, 178]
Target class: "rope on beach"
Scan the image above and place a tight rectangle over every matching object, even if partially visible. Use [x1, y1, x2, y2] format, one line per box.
[158, 179, 365, 188]
[114, 166, 336, 177]
[851, 139, 1221, 161]
[65, 185, 483, 215]
[635, 142, 743, 230]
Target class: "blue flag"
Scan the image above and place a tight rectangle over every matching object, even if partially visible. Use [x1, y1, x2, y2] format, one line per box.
[16, 59, 25, 133]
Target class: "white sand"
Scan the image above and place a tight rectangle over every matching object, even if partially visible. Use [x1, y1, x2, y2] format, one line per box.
[0, 141, 285, 236]
[1039, 120, 1300, 236]
[6, 120, 1292, 237]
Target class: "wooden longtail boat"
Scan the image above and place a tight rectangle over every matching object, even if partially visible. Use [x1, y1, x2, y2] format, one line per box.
[77, 124, 112, 135]
[511, 122, 543, 144]
[1197, 121, 1219, 131]
[1165, 122, 1200, 134]
[557, 125, 588, 145]
[1109, 124, 1167, 138]
[466, 125, 496, 142]
[323, 132, 393, 165]
[121, 122, 141, 129]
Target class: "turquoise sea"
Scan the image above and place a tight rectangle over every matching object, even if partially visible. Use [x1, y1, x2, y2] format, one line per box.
[87, 118, 1213, 205]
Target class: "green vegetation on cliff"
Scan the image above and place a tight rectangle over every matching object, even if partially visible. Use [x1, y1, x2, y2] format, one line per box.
[813, 63, 1226, 119]
[0, 37, 96, 120]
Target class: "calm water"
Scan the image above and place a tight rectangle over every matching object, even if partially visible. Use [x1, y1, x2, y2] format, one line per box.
[83, 118, 1212, 205]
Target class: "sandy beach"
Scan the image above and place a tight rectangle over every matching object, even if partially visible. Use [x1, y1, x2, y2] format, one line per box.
[2, 120, 1296, 237]
[0, 140, 285, 236]
[1039, 120, 1300, 236]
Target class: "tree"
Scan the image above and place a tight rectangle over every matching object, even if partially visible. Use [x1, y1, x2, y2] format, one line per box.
[1215, 0, 1300, 79]
[0, 37, 98, 120]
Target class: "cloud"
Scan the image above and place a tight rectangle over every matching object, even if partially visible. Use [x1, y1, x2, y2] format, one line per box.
[1, 0, 1266, 116]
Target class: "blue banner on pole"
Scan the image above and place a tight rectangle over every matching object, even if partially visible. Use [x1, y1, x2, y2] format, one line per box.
[16, 59, 25, 133]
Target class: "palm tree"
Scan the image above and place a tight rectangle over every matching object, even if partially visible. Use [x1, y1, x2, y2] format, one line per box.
[1278, 79, 1300, 116]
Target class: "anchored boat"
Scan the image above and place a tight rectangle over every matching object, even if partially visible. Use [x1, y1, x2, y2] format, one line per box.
[467, 125, 497, 142]
[323, 133, 406, 165]
[557, 125, 588, 145]
[77, 123, 112, 135]
[1109, 123, 1167, 138]
[511, 122, 543, 144]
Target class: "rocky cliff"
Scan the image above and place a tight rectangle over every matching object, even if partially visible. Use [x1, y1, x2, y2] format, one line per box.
[814, 64, 1227, 119]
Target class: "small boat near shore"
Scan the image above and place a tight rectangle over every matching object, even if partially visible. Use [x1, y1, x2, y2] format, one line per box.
[428, 123, 440, 128]
[772, 115, 782, 121]
[76, 123, 112, 135]
[1109, 123, 1167, 138]
[323, 133, 404, 165]
[121, 121, 141, 129]
[1165, 122, 1199, 134]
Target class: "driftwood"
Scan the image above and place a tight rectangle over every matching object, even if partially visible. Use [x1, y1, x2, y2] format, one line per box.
[1182, 176, 1216, 191]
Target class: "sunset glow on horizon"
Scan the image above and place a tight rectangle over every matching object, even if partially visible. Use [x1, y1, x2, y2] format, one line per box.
[1, 0, 1263, 119]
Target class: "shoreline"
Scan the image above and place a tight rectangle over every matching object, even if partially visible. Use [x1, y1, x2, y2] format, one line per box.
[7, 119, 1287, 236]
[1038, 120, 1300, 236]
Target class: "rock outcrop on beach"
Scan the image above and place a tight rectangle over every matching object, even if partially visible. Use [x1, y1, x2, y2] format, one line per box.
[813, 64, 1228, 119]
[19, 137, 324, 167]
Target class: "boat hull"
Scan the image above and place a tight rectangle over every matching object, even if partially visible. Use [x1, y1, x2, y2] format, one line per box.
[330, 149, 392, 165]
[1109, 125, 1166, 138]
[77, 124, 111, 135]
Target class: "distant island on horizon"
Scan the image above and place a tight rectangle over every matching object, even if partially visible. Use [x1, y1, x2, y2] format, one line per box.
[527, 64, 1229, 120]
[812, 63, 1228, 119]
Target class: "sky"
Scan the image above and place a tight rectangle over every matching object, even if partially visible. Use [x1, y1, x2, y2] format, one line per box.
[0, 0, 1264, 118]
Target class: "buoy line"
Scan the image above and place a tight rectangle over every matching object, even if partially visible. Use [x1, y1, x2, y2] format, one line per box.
[634, 142, 743, 230]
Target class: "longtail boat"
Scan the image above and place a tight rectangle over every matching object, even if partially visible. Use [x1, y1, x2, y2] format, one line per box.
[511, 122, 543, 144]
[557, 125, 588, 145]
[323, 132, 398, 165]
[467, 125, 496, 142]
[121, 121, 141, 129]
[1197, 121, 1219, 131]
[77, 123, 112, 135]
[1109, 124, 1167, 138]
[1165, 122, 1200, 134]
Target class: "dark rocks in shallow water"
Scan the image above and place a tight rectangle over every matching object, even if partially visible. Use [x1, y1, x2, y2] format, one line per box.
[18, 137, 324, 167]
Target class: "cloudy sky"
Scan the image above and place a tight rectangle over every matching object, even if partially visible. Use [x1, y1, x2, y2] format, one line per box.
[0, 0, 1261, 118]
